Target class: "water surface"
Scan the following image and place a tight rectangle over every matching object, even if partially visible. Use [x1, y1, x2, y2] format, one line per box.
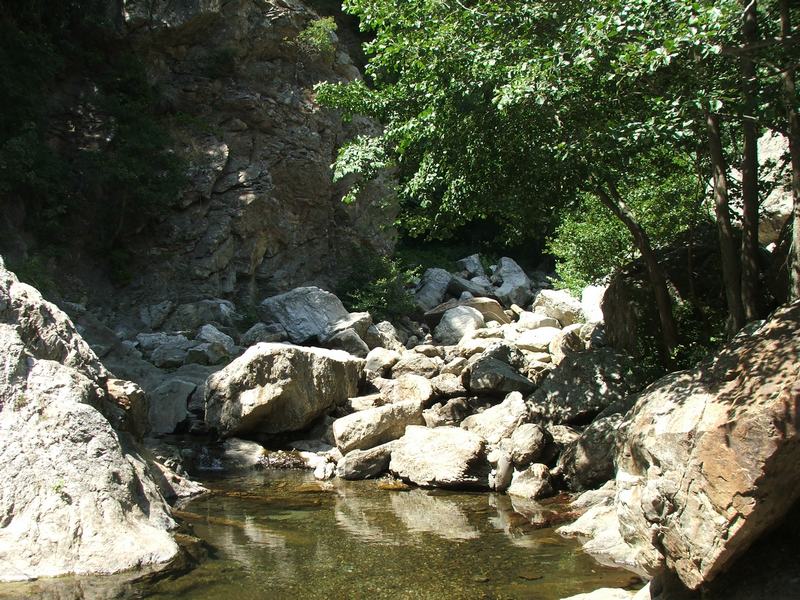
[1, 470, 640, 599]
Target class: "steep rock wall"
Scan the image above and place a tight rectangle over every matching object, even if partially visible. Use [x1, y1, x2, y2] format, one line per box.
[122, 0, 395, 304]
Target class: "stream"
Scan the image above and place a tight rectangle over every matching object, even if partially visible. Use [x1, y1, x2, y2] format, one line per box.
[0, 468, 640, 599]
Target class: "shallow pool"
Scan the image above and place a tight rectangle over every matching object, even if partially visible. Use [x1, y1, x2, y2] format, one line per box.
[0, 470, 641, 599]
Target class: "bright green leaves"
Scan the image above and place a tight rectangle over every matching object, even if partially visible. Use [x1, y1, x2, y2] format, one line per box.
[332, 136, 390, 204]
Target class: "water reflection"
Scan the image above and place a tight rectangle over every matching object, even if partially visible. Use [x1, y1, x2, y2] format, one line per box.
[0, 471, 640, 600]
[390, 489, 481, 541]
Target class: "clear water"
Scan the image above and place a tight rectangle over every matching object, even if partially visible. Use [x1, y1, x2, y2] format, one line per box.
[0, 470, 641, 599]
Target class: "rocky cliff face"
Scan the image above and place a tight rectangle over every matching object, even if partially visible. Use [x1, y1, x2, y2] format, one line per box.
[0, 0, 394, 311]
[119, 0, 394, 305]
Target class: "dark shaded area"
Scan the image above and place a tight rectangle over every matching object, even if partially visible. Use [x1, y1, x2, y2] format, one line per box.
[603, 232, 751, 369]
[0, 2, 186, 288]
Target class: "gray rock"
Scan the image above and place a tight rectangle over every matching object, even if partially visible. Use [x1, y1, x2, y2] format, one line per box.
[466, 357, 536, 396]
[414, 268, 453, 311]
[139, 300, 174, 330]
[492, 258, 532, 308]
[326, 328, 369, 358]
[164, 299, 237, 331]
[391, 352, 440, 378]
[336, 442, 395, 480]
[258, 286, 352, 344]
[461, 391, 529, 446]
[532, 289, 584, 326]
[447, 275, 491, 299]
[422, 397, 473, 428]
[149, 378, 196, 434]
[240, 322, 288, 346]
[507, 464, 553, 500]
[147, 334, 196, 368]
[332, 400, 425, 453]
[390, 426, 490, 489]
[205, 343, 364, 436]
[184, 341, 230, 366]
[456, 253, 486, 278]
[364, 347, 401, 376]
[196, 324, 235, 354]
[434, 306, 485, 345]
[558, 414, 623, 492]
[529, 348, 647, 425]
[515, 312, 561, 330]
[509, 423, 551, 468]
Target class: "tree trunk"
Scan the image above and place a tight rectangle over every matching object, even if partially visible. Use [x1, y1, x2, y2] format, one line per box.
[781, 0, 800, 300]
[706, 111, 746, 335]
[740, 0, 761, 320]
[595, 182, 679, 361]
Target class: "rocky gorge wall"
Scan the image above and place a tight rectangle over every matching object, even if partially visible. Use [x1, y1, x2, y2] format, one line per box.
[123, 0, 395, 305]
[0, 0, 395, 311]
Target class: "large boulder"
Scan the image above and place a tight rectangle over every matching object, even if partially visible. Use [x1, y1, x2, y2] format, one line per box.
[491, 258, 532, 308]
[466, 356, 536, 396]
[460, 391, 529, 446]
[507, 463, 554, 500]
[414, 268, 453, 312]
[0, 259, 178, 581]
[332, 400, 424, 453]
[529, 348, 647, 425]
[205, 343, 364, 436]
[258, 287, 368, 345]
[557, 413, 623, 492]
[424, 297, 511, 327]
[615, 301, 800, 590]
[390, 426, 491, 489]
[433, 306, 485, 345]
[336, 442, 396, 480]
[532, 289, 584, 326]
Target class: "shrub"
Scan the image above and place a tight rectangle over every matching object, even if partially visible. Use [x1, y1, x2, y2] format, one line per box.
[291, 17, 337, 62]
[338, 252, 418, 322]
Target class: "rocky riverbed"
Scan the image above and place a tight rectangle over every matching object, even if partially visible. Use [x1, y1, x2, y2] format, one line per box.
[1, 251, 798, 599]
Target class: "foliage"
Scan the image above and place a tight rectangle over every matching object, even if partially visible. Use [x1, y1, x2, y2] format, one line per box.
[337, 252, 418, 321]
[549, 151, 708, 293]
[292, 16, 338, 62]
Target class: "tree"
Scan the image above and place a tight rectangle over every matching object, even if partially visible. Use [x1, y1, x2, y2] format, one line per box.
[318, 0, 797, 359]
